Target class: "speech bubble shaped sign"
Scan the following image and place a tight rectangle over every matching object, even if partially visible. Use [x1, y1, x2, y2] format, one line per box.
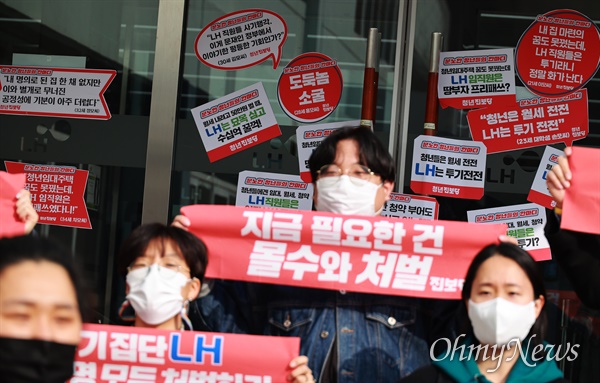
[195, 9, 287, 70]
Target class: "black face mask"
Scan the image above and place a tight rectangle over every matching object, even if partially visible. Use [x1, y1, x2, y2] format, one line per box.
[0, 337, 77, 383]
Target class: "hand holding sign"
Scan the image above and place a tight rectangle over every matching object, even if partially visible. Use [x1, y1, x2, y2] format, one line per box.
[0, 172, 38, 238]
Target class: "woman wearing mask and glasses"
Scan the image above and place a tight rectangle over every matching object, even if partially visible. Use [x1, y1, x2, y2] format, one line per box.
[398, 243, 569, 383]
[118, 223, 314, 383]
[175, 127, 431, 382]
[0, 235, 86, 383]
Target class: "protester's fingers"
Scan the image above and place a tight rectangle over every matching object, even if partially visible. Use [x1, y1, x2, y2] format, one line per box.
[547, 164, 568, 190]
[171, 214, 191, 230]
[556, 154, 572, 182]
[288, 356, 313, 382]
[15, 190, 39, 234]
[564, 146, 573, 157]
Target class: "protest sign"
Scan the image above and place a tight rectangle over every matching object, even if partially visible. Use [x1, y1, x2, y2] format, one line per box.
[295, 120, 359, 183]
[527, 146, 563, 209]
[0, 171, 26, 238]
[277, 52, 343, 123]
[191, 82, 281, 162]
[467, 89, 588, 153]
[69, 323, 300, 383]
[236, 171, 314, 211]
[561, 146, 600, 234]
[467, 203, 551, 261]
[195, 9, 287, 70]
[410, 135, 487, 200]
[516, 9, 600, 97]
[382, 193, 439, 220]
[0, 66, 115, 119]
[437, 48, 516, 110]
[181, 205, 507, 299]
[5, 161, 91, 229]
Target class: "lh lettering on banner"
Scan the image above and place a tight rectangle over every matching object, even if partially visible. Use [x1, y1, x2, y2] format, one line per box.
[69, 324, 299, 383]
[181, 205, 507, 300]
[467, 203, 551, 261]
[467, 89, 588, 153]
[410, 135, 487, 200]
[4, 161, 91, 229]
[0, 66, 115, 119]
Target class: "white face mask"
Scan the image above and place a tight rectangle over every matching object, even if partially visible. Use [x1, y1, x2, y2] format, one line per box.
[468, 298, 536, 346]
[126, 264, 190, 325]
[316, 175, 382, 216]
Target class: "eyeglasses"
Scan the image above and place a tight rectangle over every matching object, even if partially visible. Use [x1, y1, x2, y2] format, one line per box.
[127, 263, 190, 279]
[316, 164, 378, 186]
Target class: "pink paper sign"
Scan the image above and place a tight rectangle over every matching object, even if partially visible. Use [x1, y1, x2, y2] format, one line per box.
[0, 171, 26, 238]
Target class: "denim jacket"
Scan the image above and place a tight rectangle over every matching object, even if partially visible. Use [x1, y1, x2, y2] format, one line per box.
[191, 280, 431, 382]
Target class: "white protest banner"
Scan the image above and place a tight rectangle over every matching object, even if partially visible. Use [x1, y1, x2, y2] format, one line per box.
[191, 82, 281, 162]
[296, 120, 360, 183]
[0, 66, 115, 119]
[195, 9, 287, 70]
[236, 170, 314, 211]
[410, 135, 487, 200]
[527, 146, 563, 209]
[438, 48, 516, 110]
[382, 193, 439, 220]
[467, 203, 551, 261]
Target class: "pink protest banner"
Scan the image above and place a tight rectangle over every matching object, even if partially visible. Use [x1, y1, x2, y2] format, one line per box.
[515, 9, 600, 97]
[0, 66, 115, 119]
[181, 205, 507, 299]
[277, 52, 343, 123]
[5, 161, 91, 229]
[467, 89, 588, 154]
[69, 324, 300, 383]
[195, 9, 287, 70]
[561, 146, 600, 234]
[0, 171, 26, 238]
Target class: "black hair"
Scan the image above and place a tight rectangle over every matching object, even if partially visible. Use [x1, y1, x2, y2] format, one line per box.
[458, 243, 547, 348]
[117, 223, 208, 283]
[307, 126, 396, 183]
[0, 235, 88, 321]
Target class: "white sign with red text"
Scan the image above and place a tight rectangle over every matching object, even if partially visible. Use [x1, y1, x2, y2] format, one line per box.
[411, 135, 487, 200]
[438, 48, 516, 110]
[236, 171, 314, 211]
[467, 203, 550, 261]
[382, 193, 439, 220]
[0, 66, 115, 119]
[527, 146, 563, 209]
[296, 120, 360, 183]
[190, 82, 281, 162]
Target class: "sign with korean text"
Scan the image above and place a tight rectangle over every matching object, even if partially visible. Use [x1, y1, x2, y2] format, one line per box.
[191, 82, 281, 162]
[0, 171, 26, 238]
[515, 9, 600, 97]
[561, 146, 600, 234]
[4, 161, 91, 229]
[467, 203, 551, 261]
[411, 135, 487, 200]
[181, 205, 507, 299]
[382, 193, 439, 220]
[437, 48, 516, 110]
[0, 66, 115, 119]
[195, 9, 287, 70]
[527, 146, 563, 209]
[467, 89, 588, 153]
[69, 324, 300, 383]
[296, 120, 359, 183]
[277, 52, 343, 123]
[236, 171, 314, 211]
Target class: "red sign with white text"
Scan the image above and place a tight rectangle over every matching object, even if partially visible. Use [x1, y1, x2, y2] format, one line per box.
[5, 161, 91, 229]
[0, 171, 26, 238]
[277, 52, 343, 123]
[181, 205, 507, 299]
[467, 89, 588, 154]
[69, 324, 300, 383]
[0, 66, 115, 119]
[561, 146, 600, 235]
[515, 9, 600, 97]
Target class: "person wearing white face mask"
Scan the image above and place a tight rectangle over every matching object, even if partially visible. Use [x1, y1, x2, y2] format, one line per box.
[118, 223, 314, 383]
[398, 243, 569, 383]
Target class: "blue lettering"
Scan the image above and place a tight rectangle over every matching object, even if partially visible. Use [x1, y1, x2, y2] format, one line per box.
[451, 75, 467, 84]
[204, 124, 223, 137]
[415, 163, 436, 176]
[170, 333, 192, 362]
[248, 195, 265, 205]
[195, 334, 223, 364]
